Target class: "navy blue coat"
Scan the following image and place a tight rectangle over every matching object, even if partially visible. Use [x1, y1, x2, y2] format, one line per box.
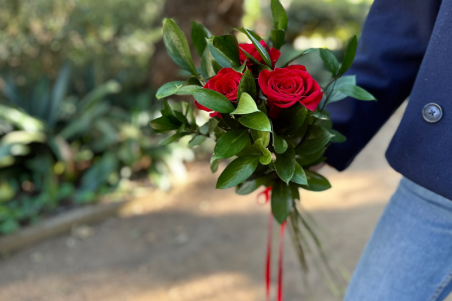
[325, 0, 452, 198]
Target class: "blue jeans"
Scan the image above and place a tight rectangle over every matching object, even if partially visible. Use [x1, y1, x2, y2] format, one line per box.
[344, 177, 452, 301]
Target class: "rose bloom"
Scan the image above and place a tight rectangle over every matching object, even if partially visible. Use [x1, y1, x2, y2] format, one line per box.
[239, 40, 280, 68]
[258, 65, 323, 118]
[195, 68, 243, 117]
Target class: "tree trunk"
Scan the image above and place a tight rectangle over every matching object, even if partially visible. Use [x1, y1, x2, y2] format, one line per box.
[149, 0, 244, 88]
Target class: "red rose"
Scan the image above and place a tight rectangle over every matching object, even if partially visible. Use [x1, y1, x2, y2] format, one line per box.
[195, 68, 243, 117]
[239, 40, 280, 68]
[258, 65, 323, 118]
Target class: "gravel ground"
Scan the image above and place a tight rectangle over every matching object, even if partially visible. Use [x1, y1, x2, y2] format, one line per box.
[2, 103, 448, 301]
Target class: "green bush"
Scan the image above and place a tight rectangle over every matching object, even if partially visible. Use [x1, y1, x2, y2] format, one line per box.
[0, 65, 193, 234]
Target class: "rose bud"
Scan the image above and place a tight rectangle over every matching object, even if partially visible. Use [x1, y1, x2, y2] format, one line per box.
[195, 68, 243, 118]
[239, 40, 281, 68]
[258, 65, 323, 118]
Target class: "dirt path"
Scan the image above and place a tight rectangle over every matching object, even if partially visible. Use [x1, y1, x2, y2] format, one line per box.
[2, 103, 447, 301]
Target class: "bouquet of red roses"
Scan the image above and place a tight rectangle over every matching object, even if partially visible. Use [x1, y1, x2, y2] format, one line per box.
[151, 0, 374, 298]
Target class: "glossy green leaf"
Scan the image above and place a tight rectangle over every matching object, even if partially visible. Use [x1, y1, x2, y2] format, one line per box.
[191, 88, 235, 113]
[271, 0, 288, 30]
[254, 138, 272, 165]
[312, 111, 329, 120]
[175, 85, 202, 96]
[150, 116, 180, 132]
[336, 85, 376, 101]
[273, 132, 288, 154]
[163, 19, 198, 75]
[271, 180, 293, 224]
[210, 156, 220, 173]
[329, 128, 347, 143]
[291, 162, 307, 185]
[274, 146, 296, 184]
[201, 47, 217, 79]
[188, 135, 207, 147]
[232, 60, 247, 73]
[243, 28, 272, 67]
[235, 28, 262, 41]
[160, 132, 189, 146]
[296, 125, 333, 155]
[319, 48, 339, 77]
[191, 21, 211, 56]
[271, 29, 285, 50]
[214, 129, 250, 159]
[238, 111, 271, 132]
[279, 48, 316, 68]
[237, 69, 257, 100]
[236, 177, 270, 195]
[207, 35, 240, 68]
[231, 92, 259, 115]
[216, 156, 260, 189]
[156, 81, 185, 99]
[325, 75, 356, 104]
[297, 147, 326, 166]
[251, 130, 270, 147]
[273, 102, 307, 135]
[300, 170, 331, 192]
[338, 35, 358, 77]
[239, 47, 263, 66]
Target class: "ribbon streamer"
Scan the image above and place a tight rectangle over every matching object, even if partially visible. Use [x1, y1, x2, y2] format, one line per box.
[258, 187, 286, 301]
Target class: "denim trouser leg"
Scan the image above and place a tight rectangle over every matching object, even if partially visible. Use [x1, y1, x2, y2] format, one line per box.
[344, 177, 452, 301]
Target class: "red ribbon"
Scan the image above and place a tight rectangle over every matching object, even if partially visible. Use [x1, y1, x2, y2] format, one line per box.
[257, 187, 286, 301]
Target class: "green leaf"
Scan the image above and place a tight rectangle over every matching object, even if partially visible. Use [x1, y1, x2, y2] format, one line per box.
[210, 156, 220, 173]
[274, 146, 296, 183]
[216, 156, 260, 189]
[297, 147, 326, 166]
[279, 48, 316, 68]
[238, 111, 271, 132]
[191, 88, 235, 113]
[239, 47, 263, 66]
[163, 19, 198, 75]
[312, 111, 329, 120]
[336, 85, 376, 101]
[221, 113, 243, 129]
[201, 47, 217, 79]
[325, 75, 356, 104]
[254, 138, 272, 165]
[231, 92, 259, 115]
[188, 135, 207, 147]
[271, 29, 285, 50]
[319, 48, 339, 77]
[271, 0, 288, 30]
[273, 102, 307, 135]
[160, 132, 189, 146]
[232, 60, 247, 73]
[242, 28, 272, 67]
[214, 129, 250, 159]
[199, 118, 219, 135]
[271, 180, 293, 224]
[235, 28, 262, 41]
[236, 177, 269, 195]
[329, 128, 347, 143]
[49, 62, 71, 127]
[338, 35, 358, 77]
[156, 81, 185, 99]
[150, 116, 181, 132]
[273, 132, 288, 154]
[175, 85, 202, 96]
[237, 68, 257, 100]
[300, 170, 331, 192]
[291, 162, 307, 185]
[251, 130, 270, 147]
[191, 21, 211, 56]
[207, 35, 240, 68]
[296, 125, 333, 155]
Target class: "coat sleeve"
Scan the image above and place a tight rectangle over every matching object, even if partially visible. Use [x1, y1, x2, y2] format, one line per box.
[324, 0, 442, 171]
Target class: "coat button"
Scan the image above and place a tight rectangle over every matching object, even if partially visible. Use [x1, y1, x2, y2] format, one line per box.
[422, 103, 443, 123]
